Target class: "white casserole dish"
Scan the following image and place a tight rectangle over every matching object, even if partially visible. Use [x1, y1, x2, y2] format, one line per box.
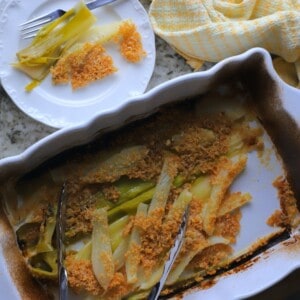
[0, 47, 300, 300]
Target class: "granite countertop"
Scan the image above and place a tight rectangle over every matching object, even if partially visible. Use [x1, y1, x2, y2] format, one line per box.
[0, 0, 300, 299]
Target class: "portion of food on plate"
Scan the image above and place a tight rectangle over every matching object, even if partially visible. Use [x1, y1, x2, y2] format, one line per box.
[50, 43, 118, 90]
[50, 20, 146, 90]
[1, 89, 299, 300]
[13, 1, 146, 91]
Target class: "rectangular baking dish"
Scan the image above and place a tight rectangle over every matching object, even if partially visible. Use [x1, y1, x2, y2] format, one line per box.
[0, 47, 300, 300]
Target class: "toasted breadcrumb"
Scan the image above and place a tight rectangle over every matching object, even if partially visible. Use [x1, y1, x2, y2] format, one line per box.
[190, 244, 233, 273]
[116, 21, 146, 63]
[50, 20, 145, 90]
[51, 43, 117, 89]
[65, 256, 103, 295]
[273, 176, 300, 227]
[102, 184, 121, 202]
[267, 209, 288, 227]
[66, 255, 131, 299]
[103, 271, 132, 300]
[214, 210, 242, 243]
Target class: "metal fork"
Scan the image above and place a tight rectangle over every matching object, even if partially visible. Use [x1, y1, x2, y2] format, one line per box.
[56, 182, 68, 300]
[20, 0, 118, 39]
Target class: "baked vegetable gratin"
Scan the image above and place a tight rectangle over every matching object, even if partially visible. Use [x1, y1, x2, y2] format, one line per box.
[1, 88, 299, 299]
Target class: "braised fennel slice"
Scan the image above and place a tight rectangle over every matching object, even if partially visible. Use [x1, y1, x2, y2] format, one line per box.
[14, 2, 97, 91]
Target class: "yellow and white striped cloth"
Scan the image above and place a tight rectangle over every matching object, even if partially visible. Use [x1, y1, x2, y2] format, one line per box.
[149, 0, 300, 88]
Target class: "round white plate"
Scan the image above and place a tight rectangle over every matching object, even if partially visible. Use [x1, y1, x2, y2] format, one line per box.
[0, 0, 156, 128]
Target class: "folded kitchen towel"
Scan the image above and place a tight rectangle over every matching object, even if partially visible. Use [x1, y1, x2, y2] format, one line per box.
[149, 0, 300, 88]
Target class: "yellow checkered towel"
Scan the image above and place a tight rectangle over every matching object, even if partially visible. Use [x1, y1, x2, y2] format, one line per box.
[149, 0, 300, 88]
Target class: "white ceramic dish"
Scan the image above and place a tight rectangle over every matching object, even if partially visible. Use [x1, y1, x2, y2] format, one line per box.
[0, 48, 300, 300]
[0, 0, 156, 128]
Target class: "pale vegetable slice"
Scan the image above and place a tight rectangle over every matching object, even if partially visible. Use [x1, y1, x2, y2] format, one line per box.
[165, 231, 208, 285]
[109, 215, 129, 251]
[165, 189, 192, 223]
[108, 188, 154, 222]
[113, 236, 130, 271]
[177, 243, 233, 283]
[139, 264, 164, 290]
[207, 236, 230, 245]
[202, 155, 248, 235]
[75, 241, 92, 260]
[35, 208, 57, 253]
[126, 203, 148, 284]
[218, 192, 252, 216]
[28, 251, 58, 279]
[190, 176, 212, 202]
[82, 146, 149, 184]
[14, 2, 97, 90]
[67, 21, 124, 52]
[227, 132, 244, 156]
[91, 208, 114, 290]
[167, 183, 251, 285]
[148, 155, 178, 215]
[140, 190, 192, 289]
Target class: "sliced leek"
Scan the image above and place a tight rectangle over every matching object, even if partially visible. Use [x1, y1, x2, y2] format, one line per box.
[14, 2, 97, 91]
[91, 208, 114, 290]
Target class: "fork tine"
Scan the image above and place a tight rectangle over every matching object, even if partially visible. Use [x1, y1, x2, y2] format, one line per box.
[22, 26, 43, 36]
[21, 22, 47, 39]
[19, 13, 52, 27]
[20, 17, 52, 31]
[22, 32, 38, 40]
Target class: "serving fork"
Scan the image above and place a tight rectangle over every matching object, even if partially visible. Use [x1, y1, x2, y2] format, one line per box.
[56, 183, 68, 300]
[148, 205, 190, 300]
[20, 0, 118, 39]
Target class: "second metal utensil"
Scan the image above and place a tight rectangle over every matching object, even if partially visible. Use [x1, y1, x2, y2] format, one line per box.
[148, 205, 190, 300]
[56, 183, 68, 300]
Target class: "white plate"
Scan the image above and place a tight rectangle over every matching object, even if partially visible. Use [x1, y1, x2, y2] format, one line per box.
[0, 0, 156, 128]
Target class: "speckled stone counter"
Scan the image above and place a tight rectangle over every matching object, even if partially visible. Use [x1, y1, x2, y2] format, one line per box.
[0, 0, 194, 159]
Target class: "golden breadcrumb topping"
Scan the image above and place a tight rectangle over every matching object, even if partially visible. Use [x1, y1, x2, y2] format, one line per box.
[214, 210, 242, 243]
[272, 176, 300, 227]
[51, 43, 117, 89]
[66, 255, 131, 299]
[190, 244, 233, 274]
[267, 209, 288, 227]
[65, 256, 103, 295]
[116, 21, 146, 63]
[50, 20, 145, 90]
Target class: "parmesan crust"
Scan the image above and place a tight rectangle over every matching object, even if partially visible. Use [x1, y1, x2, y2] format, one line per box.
[50, 20, 146, 90]
[51, 43, 117, 89]
[116, 21, 146, 63]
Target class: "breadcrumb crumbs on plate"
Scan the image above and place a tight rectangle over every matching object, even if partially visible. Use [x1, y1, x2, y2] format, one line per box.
[50, 43, 117, 90]
[116, 20, 146, 63]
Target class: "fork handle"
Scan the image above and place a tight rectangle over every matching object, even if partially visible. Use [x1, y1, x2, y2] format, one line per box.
[86, 0, 118, 10]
